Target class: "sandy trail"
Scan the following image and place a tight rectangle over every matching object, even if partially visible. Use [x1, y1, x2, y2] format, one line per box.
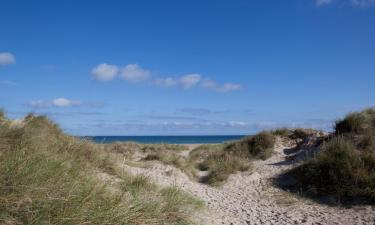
[122, 140, 375, 225]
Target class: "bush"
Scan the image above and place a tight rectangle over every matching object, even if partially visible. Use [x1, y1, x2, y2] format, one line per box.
[225, 131, 275, 160]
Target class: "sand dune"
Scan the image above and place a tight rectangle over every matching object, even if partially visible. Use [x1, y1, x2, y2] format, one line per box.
[122, 138, 375, 225]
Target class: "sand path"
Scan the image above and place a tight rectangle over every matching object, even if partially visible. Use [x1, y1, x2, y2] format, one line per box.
[123, 140, 375, 225]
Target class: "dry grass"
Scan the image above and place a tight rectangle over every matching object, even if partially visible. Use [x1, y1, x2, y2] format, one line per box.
[225, 131, 275, 160]
[188, 143, 252, 186]
[0, 113, 202, 225]
[198, 151, 251, 185]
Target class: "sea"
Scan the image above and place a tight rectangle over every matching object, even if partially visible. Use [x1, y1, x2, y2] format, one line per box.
[86, 135, 246, 144]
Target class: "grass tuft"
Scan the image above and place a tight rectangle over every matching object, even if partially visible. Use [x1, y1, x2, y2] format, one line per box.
[225, 131, 275, 160]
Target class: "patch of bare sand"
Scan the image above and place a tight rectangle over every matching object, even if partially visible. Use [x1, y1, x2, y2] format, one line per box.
[121, 139, 375, 225]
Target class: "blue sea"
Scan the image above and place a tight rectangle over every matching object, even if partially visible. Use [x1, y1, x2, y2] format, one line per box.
[86, 135, 246, 144]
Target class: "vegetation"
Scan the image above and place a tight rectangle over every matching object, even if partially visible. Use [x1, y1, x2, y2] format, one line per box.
[272, 128, 323, 140]
[0, 113, 202, 225]
[286, 108, 375, 203]
[186, 131, 275, 186]
[0, 109, 4, 120]
[143, 151, 189, 172]
[225, 131, 276, 160]
[197, 151, 251, 185]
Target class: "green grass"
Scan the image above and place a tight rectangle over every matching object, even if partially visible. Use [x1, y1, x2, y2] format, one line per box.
[285, 108, 375, 203]
[0, 113, 202, 224]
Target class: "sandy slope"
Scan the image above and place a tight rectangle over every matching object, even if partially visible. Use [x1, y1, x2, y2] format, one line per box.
[122, 139, 375, 225]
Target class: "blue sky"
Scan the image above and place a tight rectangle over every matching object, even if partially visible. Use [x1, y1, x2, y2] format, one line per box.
[1, 0, 374, 135]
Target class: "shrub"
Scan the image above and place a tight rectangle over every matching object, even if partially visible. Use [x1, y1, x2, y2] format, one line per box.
[225, 131, 275, 160]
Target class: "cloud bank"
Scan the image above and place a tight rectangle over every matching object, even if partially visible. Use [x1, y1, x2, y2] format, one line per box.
[91, 63, 242, 92]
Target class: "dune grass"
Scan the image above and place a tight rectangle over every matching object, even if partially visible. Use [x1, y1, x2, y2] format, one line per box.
[197, 151, 251, 185]
[285, 108, 375, 203]
[104, 130, 276, 186]
[186, 132, 275, 186]
[187, 132, 276, 186]
[0, 113, 202, 225]
[225, 131, 275, 160]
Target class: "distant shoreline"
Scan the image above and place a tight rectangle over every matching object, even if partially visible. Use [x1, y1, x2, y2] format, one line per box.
[82, 135, 246, 144]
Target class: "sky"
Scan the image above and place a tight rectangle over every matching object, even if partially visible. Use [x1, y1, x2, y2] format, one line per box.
[0, 0, 374, 135]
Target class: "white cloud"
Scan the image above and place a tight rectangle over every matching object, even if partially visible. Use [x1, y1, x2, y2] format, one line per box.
[154, 77, 178, 87]
[28, 98, 82, 108]
[179, 74, 201, 89]
[91, 63, 119, 81]
[52, 98, 81, 107]
[201, 79, 242, 92]
[0, 52, 15, 66]
[155, 74, 203, 90]
[316, 0, 333, 6]
[92, 63, 241, 92]
[227, 121, 248, 127]
[219, 83, 242, 92]
[121, 64, 150, 83]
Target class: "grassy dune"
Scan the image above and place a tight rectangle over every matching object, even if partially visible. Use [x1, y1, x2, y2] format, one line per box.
[286, 108, 375, 203]
[187, 132, 275, 185]
[0, 114, 202, 225]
